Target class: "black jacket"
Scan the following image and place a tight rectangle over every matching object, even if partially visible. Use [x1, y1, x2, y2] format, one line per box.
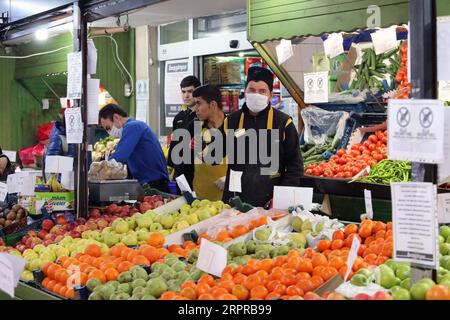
[221, 104, 303, 207]
[167, 107, 197, 187]
[0, 153, 14, 182]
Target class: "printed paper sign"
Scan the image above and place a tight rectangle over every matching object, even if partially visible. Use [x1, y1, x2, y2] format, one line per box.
[67, 52, 82, 99]
[228, 170, 243, 193]
[303, 72, 329, 104]
[273, 186, 313, 211]
[196, 239, 227, 277]
[0, 182, 7, 202]
[0, 253, 26, 298]
[175, 174, 193, 194]
[45, 156, 73, 173]
[371, 27, 398, 55]
[437, 20, 450, 81]
[42, 99, 49, 110]
[2, 150, 16, 163]
[345, 235, 361, 281]
[135, 100, 148, 123]
[438, 193, 450, 224]
[323, 33, 344, 59]
[364, 189, 374, 220]
[275, 39, 294, 65]
[136, 79, 150, 100]
[388, 99, 445, 164]
[391, 182, 438, 269]
[87, 39, 97, 75]
[438, 107, 450, 184]
[64, 107, 83, 144]
[87, 78, 100, 125]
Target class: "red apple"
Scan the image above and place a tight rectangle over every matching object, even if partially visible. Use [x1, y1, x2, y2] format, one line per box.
[56, 215, 68, 226]
[16, 244, 26, 253]
[77, 218, 87, 225]
[154, 201, 164, 208]
[89, 208, 101, 219]
[139, 202, 152, 213]
[50, 226, 61, 234]
[27, 230, 38, 238]
[68, 230, 81, 238]
[354, 293, 371, 300]
[54, 235, 65, 243]
[43, 239, 53, 246]
[74, 225, 88, 233]
[372, 291, 392, 300]
[41, 219, 54, 231]
[96, 219, 108, 229]
[37, 230, 48, 240]
[86, 222, 98, 231]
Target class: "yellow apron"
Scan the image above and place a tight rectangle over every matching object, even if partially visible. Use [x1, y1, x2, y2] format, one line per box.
[193, 126, 227, 201]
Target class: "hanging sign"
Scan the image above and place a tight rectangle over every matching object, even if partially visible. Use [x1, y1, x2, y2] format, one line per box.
[370, 27, 398, 55]
[303, 72, 329, 104]
[273, 186, 313, 211]
[275, 39, 294, 65]
[67, 52, 82, 99]
[388, 99, 445, 164]
[87, 78, 100, 125]
[164, 59, 191, 128]
[64, 107, 83, 144]
[438, 193, 450, 224]
[438, 107, 450, 185]
[0, 182, 7, 202]
[391, 182, 438, 269]
[323, 33, 344, 59]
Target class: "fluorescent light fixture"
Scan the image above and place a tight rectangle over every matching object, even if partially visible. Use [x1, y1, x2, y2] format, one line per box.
[35, 28, 48, 41]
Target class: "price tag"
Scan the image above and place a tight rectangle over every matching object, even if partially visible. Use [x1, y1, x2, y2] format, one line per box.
[2, 150, 16, 163]
[303, 72, 329, 104]
[388, 99, 445, 164]
[438, 193, 450, 224]
[175, 174, 193, 193]
[196, 239, 227, 277]
[0, 253, 26, 298]
[273, 186, 313, 211]
[323, 33, 344, 59]
[344, 235, 361, 281]
[229, 170, 242, 193]
[0, 182, 7, 202]
[364, 189, 374, 220]
[370, 27, 398, 55]
[45, 156, 74, 173]
[42, 99, 49, 110]
[391, 182, 438, 269]
[64, 107, 83, 144]
[275, 39, 294, 65]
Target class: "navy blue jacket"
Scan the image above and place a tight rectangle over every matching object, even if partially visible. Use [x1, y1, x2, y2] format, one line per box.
[110, 119, 169, 185]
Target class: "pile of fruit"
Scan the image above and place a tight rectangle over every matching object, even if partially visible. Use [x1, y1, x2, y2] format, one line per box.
[92, 136, 119, 162]
[305, 130, 388, 178]
[0, 204, 28, 232]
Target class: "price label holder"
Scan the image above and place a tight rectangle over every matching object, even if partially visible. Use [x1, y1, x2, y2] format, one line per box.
[229, 170, 243, 193]
[437, 193, 450, 224]
[45, 156, 74, 173]
[323, 33, 344, 59]
[176, 174, 193, 194]
[364, 189, 374, 220]
[370, 27, 398, 55]
[344, 235, 361, 281]
[0, 253, 26, 298]
[0, 182, 7, 202]
[273, 186, 313, 211]
[388, 99, 445, 164]
[196, 239, 227, 277]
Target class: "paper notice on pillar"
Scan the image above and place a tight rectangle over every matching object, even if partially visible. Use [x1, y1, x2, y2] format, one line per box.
[87, 78, 100, 125]
[135, 100, 148, 123]
[228, 170, 243, 193]
[391, 182, 439, 269]
[273, 186, 313, 211]
[275, 39, 294, 65]
[2, 150, 16, 163]
[136, 79, 149, 101]
[61, 172, 75, 191]
[196, 239, 227, 277]
[303, 72, 329, 104]
[437, 193, 450, 224]
[165, 59, 190, 105]
[370, 27, 398, 55]
[42, 99, 49, 110]
[87, 39, 97, 75]
[323, 33, 344, 59]
[67, 51, 82, 99]
[388, 99, 445, 164]
[175, 174, 192, 193]
[437, 20, 450, 81]
[0, 182, 7, 202]
[0, 253, 26, 297]
[64, 107, 83, 144]
[45, 156, 74, 173]
[438, 107, 450, 184]
[438, 81, 450, 102]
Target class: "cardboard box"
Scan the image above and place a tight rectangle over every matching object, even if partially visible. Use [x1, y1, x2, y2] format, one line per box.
[34, 192, 75, 213]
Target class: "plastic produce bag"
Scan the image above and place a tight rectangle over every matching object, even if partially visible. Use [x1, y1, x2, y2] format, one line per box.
[18, 146, 35, 166]
[335, 281, 389, 299]
[301, 106, 349, 147]
[37, 122, 54, 143]
[88, 159, 128, 181]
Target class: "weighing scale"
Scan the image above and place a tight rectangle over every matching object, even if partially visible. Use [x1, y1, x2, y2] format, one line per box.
[88, 179, 144, 205]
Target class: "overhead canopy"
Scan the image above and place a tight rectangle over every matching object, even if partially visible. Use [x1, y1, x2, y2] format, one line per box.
[247, 0, 450, 43]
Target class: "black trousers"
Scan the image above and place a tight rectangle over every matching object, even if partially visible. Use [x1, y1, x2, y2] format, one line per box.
[146, 179, 170, 194]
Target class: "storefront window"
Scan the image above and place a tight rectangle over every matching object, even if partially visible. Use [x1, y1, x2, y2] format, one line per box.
[194, 10, 246, 39]
[160, 21, 189, 45]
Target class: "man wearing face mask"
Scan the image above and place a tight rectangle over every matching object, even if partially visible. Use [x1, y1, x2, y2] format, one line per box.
[99, 104, 169, 192]
[221, 66, 303, 207]
[167, 76, 200, 192]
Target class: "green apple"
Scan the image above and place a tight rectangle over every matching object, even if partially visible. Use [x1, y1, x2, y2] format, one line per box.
[101, 227, 113, 234]
[180, 204, 191, 215]
[160, 215, 174, 229]
[186, 213, 199, 225]
[33, 244, 46, 254]
[160, 230, 170, 236]
[410, 281, 433, 300]
[104, 233, 120, 247]
[146, 277, 168, 298]
[191, 199, 201, 208]
[207, 205, 218, 216]
[8, 250, 22, 258]
[440, 225, 450, 239]
[384, 259, 398, 273]
[122, 233, 138, 246]
[55, 247, 70, 258]
[149, 222, 163, 232]
[114, 220, 129, 234]
[356, 268, 373, 278]
[20, 270, 34, 282]
[392, 288, 411, 300]
[395, 265, 410, 281]
[132, 278, 147, 289]
[171, 221, 189, 232]
[137, 216, 153, 229]
[196, 208, 211, 221]
[440, 243, 450, 255]
[350, 274, 369, 287]
[127, 217, 137, 230]
[137, 230, 149, 242]
[23, 249, 39, 259]
[378, 265, 397, 289]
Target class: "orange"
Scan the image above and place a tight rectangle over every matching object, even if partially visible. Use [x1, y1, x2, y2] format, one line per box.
[312, 265, 326, 278]
[58, 285, 68, 297]
[57, 255, 69, 265]
[273, 256, 288, 267]
[110, 244, 127, 257]
[215, 230, 231, 242]
[310, 275, 324, 289]
[211, 287, 228, 298]
[358, 226, 372, 238]
[332, 230, 344, 241]
[42, 262, 53, 275]
[180, 287, 197, 300]
[147, 232, 165, 248]
[269, 267, 284, 280]
[241, 265, 257, 276]
[364, 236, 376, 245]
[296, 279, 313, 293]
[372, 221, 386, 233]
[363, 253, 378, 265]
[272, 283, 287, 295]
[65, 288, 76, 299]
[55, 269, 69, 284]
[233, 273, 247, 285]
[198, 293, 214, 300]
[329, 256, 345, 270]
[260, 259, 274, 273]
[181, 281, 197, 290]
[126, 250, 139, 262]
[73, 252, 84, 260]
[132, 255, 150, 266]
[375, 230, 386, 239]
[42, 277, 50, 288]
[344, 233, 362, 248]
[78, 263, 91, 273]
[232, 284, 249, 300]
[160, 291, 177, 300]
[321, 267, 338, 281]
[344, 224, 358, 237]
[219, 293, 238, 300]
[182, 241, 196, 250]
[296, 272, 311, 281]
[156, 247, 169, 258]
[47, 264, 62, 280]
[104, 268, 119, 281]
[168, 244, 181, 252]
[243, 274, 262, 290]
[120, 248, 133, 260]
[196, 283, 211, 295]
[100, 262, 116, 272]
[217, 280, 235, 293]
[267, 280, 281, 292]
[53, 283, 63, 295]
[141, 246, 159, 263]
[311, 253, 328, 268]
[88, 270, 106, 283]
[250, 285, 268, 299]
[221, 265, 235, 276]
[425, 285, 450, 300]
[85, 244, 102, 257]
[298, 260, 313, 274]
[280, 274, 297, 287]
[286, 285, 303, 296]
[230, 225, 249, 238]
[117, 261, 132, 273]
[198, 274, 215, 287]
[317, 240, 331, 252]
[92, 257, 104, 269]
[331, 239, 344, 250]
[46, 280, 57, 291]
[302, 248, 316, 259]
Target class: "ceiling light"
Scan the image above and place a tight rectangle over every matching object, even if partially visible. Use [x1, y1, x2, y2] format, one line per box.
[35, 28, 48, 41]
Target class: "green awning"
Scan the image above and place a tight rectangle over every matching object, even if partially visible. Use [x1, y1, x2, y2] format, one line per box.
[248, 0, 450, 43]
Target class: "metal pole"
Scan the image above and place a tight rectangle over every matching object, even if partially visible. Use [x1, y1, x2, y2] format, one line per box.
[409, 0, 438, 282]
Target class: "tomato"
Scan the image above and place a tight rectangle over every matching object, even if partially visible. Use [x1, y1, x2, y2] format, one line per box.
[330, 155, 339, 161]
[374, 154, 384, 162]
[336, 149, 346, 157]
[343, 171, 353, 178]
[359, 146, 366, 153]
[305, 169, 313, 175]
[368, 135, 378, 143]
[382, 137, 388, 145]
[335, 172, 345, 178]
[350, 150, 360, 157]
[338, 157, 347, 165]
[313, 168, 323, 176]
[368, 143, 376, 151]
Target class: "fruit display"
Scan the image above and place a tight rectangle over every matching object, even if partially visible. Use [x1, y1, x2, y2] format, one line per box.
[88, 159, 128, 181]
[46, 174, 64, 192]
[0, 204, 28, 233]
[305, 130, 388, 178]
[92, 136, 119, 162]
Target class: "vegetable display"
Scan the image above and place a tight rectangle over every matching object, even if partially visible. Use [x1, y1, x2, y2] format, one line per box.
[305, 130, 388, 178]
[92, 136, 119, 162]
[394, 41, 410, 99]
[357, 160, 411, 184]
[301, 141, 336, 167]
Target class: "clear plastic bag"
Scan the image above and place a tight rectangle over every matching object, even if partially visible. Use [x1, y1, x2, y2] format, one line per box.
[301, 106, 349, 147]
[88, 159, 127, 181]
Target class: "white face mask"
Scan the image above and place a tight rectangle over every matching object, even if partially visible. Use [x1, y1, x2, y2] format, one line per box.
[108, 126, 122, 138]
[246, 93, 269, 113]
